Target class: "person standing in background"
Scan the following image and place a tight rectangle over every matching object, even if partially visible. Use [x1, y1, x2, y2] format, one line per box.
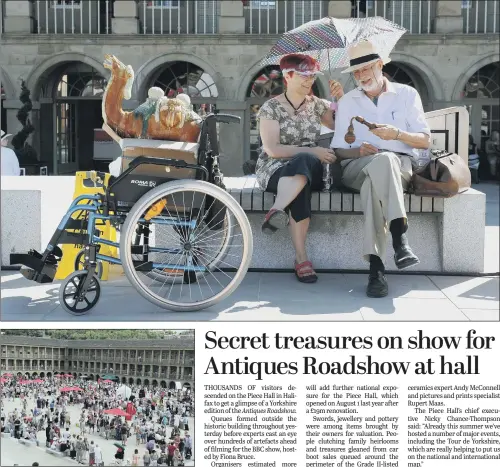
[1, 130, 20, 176]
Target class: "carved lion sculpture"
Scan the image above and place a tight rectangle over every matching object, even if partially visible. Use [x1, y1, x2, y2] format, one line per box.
[102, 54, 202, 142]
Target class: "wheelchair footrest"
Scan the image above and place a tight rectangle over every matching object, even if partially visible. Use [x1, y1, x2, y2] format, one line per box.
[10, 251, 58, 284]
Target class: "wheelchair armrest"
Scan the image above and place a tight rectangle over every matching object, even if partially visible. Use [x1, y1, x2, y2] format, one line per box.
[128, 156, 197, 171]
[108, 156, 209, 196]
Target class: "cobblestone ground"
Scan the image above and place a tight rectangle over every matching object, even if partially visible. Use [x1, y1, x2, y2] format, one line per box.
[1, 396, 195, 466]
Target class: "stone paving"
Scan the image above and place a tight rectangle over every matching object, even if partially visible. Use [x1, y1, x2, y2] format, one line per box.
[1, 396, 195, 466]
[1, 182, 498, 322]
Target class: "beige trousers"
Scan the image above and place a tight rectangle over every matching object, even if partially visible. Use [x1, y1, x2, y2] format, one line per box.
[341, 152, 413, 262]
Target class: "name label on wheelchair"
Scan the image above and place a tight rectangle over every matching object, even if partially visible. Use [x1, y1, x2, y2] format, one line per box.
[131, 179, 157, 188]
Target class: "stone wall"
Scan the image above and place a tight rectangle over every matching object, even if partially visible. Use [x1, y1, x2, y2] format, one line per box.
[0, 34, 498, 175]
[1, 335, 195, 349]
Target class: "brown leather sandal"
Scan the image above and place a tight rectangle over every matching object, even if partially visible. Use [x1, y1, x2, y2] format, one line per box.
[294, 260, 318, 283]
[262, 208, 289, 234]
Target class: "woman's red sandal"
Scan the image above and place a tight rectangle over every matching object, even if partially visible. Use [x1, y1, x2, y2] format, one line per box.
[294, 260, 318, 283]
[262, 208, 289, 234]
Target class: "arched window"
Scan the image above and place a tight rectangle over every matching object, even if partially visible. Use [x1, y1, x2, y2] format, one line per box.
[246, 65, 321, 163]
[462, 62, 500, 99]
[151, 61, 218, 116]
[39, 64, 107, 99]
[246, 65, 320, 98]
[57, 72, 106, 97]
[152, 61, 218, 98]
[382, 63, 416, 89]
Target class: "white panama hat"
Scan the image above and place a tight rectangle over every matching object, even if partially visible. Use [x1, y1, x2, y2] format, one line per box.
[342, 40, 391, 74]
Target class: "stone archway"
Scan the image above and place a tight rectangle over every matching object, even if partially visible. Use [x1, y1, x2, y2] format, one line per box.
[244, 64, 323, 164]
[169, 381, 177, 390]
[388, 52, 444, 103]
[33, 60, 107, 174]
[135, 52, 222, 101]
[26, 52, 107, 102]
[136, 378, 142, 385]
[456, 60, 500, 178]
[140, 58, 220, 118]
[0, 67, 17, 100]
[160, 380, 167, 388]
[1, 67, 16, 136]
[40, 372, 45, 378]
[128, 377, 134, 385]
[452, 54, 500, 102]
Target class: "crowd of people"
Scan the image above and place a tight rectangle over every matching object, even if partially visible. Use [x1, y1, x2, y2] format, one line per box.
[1, 374, 194, 466]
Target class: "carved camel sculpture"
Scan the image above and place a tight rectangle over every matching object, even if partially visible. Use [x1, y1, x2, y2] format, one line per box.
[102, 54, 202, 142]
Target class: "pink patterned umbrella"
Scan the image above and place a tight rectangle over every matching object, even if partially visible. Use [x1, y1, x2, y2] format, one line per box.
[262, 16, 407, 72]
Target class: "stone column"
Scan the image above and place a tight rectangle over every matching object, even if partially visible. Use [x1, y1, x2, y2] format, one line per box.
[328, 0, 352, 18]
[219, 0, 245, 33]
[216, 102, 246, 176]
[435, 0, 463, 33]
[3, 0, 33, 33]
[112, 0, 139, 34]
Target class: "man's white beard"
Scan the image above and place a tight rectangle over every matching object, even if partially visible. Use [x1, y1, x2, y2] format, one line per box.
[357, 73, 383, 93]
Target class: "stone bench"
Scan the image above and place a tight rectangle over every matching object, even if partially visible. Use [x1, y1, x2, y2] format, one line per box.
[19, 438, 38, 446]
[0, 108, 484, 274]
[45, 447, 65, 457]
[224, 176, 485, 274]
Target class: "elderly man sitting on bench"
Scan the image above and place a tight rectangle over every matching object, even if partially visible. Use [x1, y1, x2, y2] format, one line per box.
[331, 40, 431, 298]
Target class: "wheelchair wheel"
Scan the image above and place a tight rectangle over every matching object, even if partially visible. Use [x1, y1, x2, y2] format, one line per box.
[74, 250, 104, 279]
[134, 212, 234, 286]
[59, 270, 101, 316]
[120, 180, 253, 311]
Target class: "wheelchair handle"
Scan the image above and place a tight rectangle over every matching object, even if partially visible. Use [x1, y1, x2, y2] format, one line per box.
[209, 113, 240, 125]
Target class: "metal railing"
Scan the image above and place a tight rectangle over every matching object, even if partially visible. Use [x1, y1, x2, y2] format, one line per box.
[245, 0, 327, 34]
[353, 0, 435, 34]
[139, 0, 220, 34]
[462, 0, 498, 34]
[33, 0, 112, 34]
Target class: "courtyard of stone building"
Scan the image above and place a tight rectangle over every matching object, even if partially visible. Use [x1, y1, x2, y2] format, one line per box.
[0, 0, 498, 176]
[1, 331, 195, 390]
[1, 330, 196, 466]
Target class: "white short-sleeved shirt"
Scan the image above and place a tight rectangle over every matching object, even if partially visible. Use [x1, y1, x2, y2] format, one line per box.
[1, 146, 21, 175]
[330, 80, 430, 159]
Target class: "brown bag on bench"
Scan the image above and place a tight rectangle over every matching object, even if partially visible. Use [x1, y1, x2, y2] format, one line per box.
[410, 149, 471, 198]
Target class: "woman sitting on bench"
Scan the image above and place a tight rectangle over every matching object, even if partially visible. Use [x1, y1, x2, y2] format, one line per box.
[256, 54, 343, 282]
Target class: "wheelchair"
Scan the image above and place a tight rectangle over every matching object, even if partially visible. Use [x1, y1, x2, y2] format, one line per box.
[10, 113, 253, 314]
